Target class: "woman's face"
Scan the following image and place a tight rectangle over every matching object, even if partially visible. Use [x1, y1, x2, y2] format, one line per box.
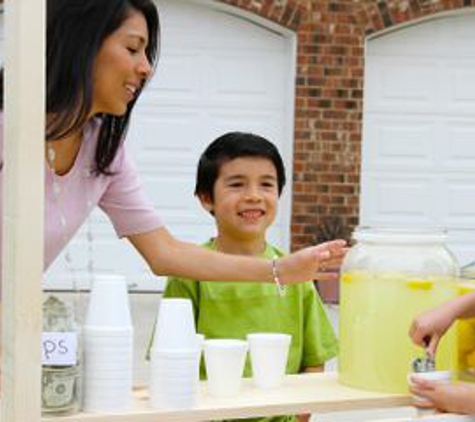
[91, 9, 152, 116]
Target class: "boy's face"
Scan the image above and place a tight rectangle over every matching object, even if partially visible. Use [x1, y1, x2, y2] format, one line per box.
[200, 157, 279, 242]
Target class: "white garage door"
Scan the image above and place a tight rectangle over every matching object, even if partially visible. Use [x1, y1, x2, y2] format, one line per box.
[41, 1, 296, 290]
[360, 10, 475, 266]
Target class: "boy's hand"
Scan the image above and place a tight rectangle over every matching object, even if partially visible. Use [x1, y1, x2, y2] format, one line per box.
[410, 378, 475, 415]
[409, 306, 456, 357]
[278, 240, 348, 284]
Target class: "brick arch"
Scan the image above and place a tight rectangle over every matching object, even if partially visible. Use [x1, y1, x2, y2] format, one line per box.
[354, 0, 475, 35]
[216, 0, 307, 30]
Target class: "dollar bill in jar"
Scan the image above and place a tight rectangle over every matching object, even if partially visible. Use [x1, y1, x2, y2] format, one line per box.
[42, 295, 81, 416]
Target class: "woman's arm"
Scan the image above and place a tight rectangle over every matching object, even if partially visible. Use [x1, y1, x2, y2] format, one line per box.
[127, 226, 347, 284]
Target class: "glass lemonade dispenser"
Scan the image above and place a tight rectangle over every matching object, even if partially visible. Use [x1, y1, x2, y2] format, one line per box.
[338, 228, 458, 393]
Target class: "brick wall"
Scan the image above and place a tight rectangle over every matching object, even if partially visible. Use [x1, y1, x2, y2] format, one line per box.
[218, 0, 475, 253]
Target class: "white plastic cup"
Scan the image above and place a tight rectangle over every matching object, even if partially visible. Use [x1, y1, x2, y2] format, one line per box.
[83, 325, 133, 338]
[152, 299, 197, 351]
[83, 388, 131, 413]
[149, 347, 201, 410]
[203, 339, 248, 397]
[83, 369, 132, 413]
[247, 333, 291, 389]
[408, 371, 452, 416]
[85, 274, 132, 328]
[84, 353, 132, 368]
[83, 332, 133, 366]
[150, 390, 196, 410]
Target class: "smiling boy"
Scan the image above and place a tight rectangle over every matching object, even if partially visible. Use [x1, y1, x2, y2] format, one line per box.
[163, 132, 338, 422]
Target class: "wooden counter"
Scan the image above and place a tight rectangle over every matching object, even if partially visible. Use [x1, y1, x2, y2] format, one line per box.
[43, 372, 411, 422]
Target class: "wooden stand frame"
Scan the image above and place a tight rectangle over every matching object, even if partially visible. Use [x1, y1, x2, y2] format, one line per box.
[1, 0, 45, 421]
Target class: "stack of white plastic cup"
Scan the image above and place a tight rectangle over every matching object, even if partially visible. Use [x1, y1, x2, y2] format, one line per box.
[149, 299, 201, 410]
[203, 339, 248, 397]
[82, 274, 133, 413]
[247, 333, 291, 389]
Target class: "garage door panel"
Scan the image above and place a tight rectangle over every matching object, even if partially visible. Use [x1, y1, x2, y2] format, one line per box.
[368, 21, 443, 57]
[140, 54, 204, 103]
[363, 115, 436, 170]
[441, 120, 475, 169]
[142, 176, 195, 208]
[447, 62, 475, 106]
[127, 112, 203, 174]
[208, 111, 284, 144]
[365, 59, 439, 112]
[209, 54, 283, 105]
[446, 14, 475, 57]
[160, 1, 284, 53]
[442, 179, 475, 227]
[361, 173, 436, 225]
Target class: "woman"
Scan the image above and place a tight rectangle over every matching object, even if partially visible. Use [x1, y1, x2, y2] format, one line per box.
[0, 0, 346, 290]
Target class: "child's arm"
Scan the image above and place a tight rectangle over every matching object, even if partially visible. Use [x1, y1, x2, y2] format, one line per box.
[410, 378, 475, 415]
[409, 291, 475, 356]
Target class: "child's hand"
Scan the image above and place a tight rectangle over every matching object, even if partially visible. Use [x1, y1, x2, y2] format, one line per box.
[297, 413, 311, 422]
[410, 378, 475, 415]
[278, 240, 348, 284]
[409, 306, 456, 356]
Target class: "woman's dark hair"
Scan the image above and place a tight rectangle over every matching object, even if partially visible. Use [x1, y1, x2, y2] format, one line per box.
[0, 0, 160, 175]
[195, 132, 286, 201]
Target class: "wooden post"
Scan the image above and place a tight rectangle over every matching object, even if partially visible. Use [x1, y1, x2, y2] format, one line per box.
[1, 0, 45, 421]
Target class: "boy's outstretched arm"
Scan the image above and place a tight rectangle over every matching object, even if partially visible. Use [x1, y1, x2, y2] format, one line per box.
[409, 291, 475, 356]
[410, 378, 475, 415]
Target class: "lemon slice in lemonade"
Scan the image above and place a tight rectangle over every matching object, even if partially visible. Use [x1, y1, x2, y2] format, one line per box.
[406, 279, 433, 290]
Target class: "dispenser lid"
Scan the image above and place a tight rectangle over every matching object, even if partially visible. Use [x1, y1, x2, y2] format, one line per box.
[353, 227, 448, 245]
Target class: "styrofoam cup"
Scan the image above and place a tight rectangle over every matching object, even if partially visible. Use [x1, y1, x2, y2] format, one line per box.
[83, 389, 131, 413]
[152, 299, 197, 351]
[83, 325, 133, 336]
[150, 390, 196, 410]
[247, 333, 291, 389]
[408, 371, 452, 415]
[151, 376, 197, 394]
[85, 274, 132, 328]
[203, 339, 248, 397]
[84, 380, 132, 392]
[84, 340, 134, 353]
[149, 346, 200, 410]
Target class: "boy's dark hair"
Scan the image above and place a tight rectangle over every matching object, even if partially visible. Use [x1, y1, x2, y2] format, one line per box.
[195, 132, 286, 201]
[0, 0, 160, 176]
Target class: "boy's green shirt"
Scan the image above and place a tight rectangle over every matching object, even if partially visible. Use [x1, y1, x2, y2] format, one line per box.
[163, 240, 338, 422]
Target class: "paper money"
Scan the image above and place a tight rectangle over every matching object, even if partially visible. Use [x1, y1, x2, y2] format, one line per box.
[42, 295, 81, 416]
[41, 366, 80, 415]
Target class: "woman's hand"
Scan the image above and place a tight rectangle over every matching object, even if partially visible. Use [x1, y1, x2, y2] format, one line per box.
[277, 240, 348, 285]
[410, 378, 475, 415]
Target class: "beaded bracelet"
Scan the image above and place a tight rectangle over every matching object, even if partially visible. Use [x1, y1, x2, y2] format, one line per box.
[272, 259, 286, 297]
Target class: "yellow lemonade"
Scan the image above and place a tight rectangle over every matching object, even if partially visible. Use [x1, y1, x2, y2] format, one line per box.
[339, 271, 457, 393]
[456, 282, 475, 381]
